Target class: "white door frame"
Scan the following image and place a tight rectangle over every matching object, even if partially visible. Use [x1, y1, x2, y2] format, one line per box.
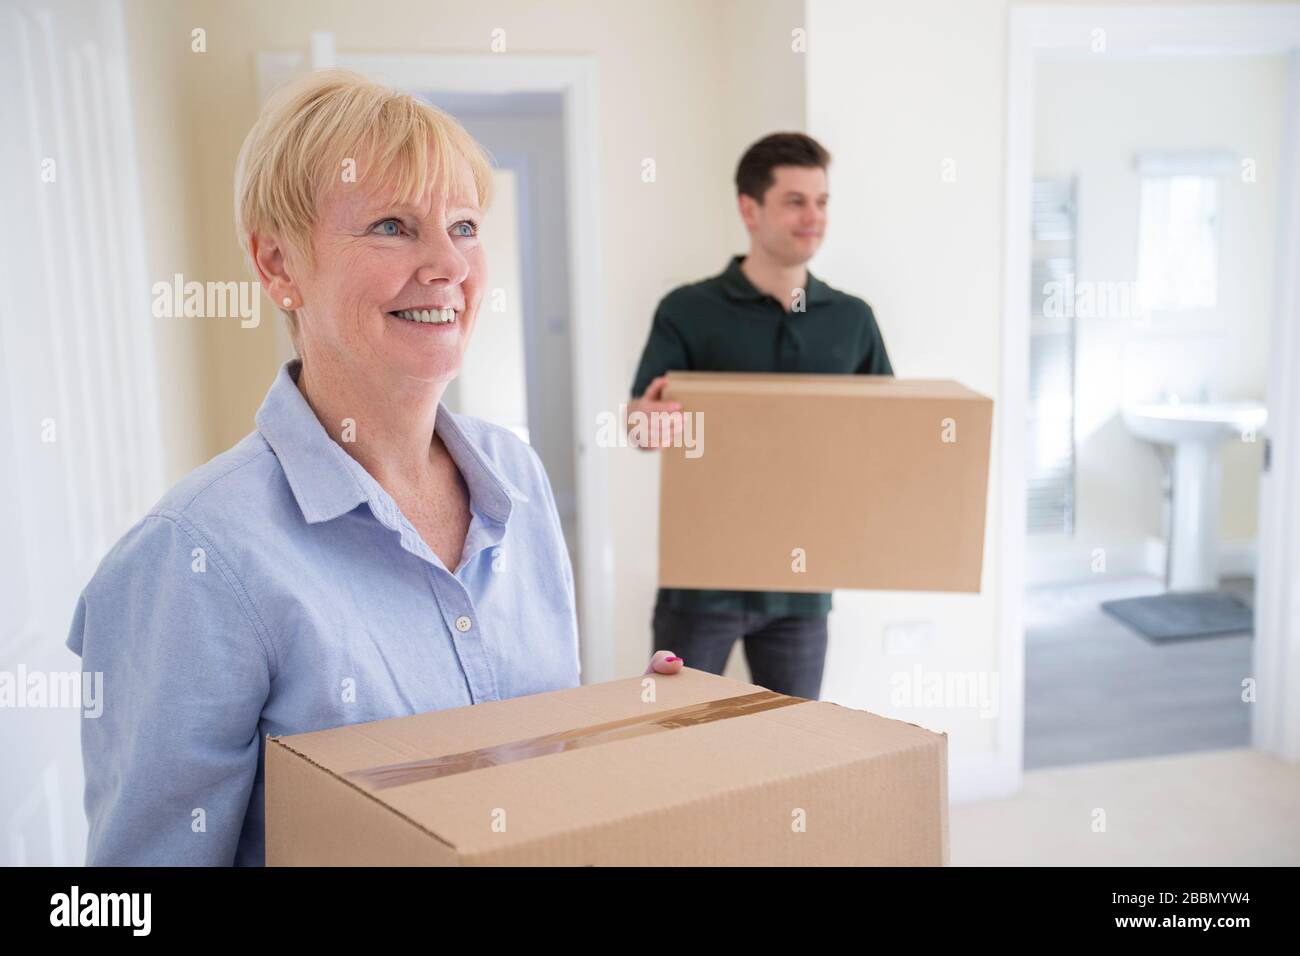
[1001, 3, 1300, 792]
[256, 47, 616, 684]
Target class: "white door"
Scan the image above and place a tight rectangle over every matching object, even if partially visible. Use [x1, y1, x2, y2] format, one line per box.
[0, 0, 163, 865]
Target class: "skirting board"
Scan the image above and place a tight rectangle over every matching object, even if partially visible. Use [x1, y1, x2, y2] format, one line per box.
[1025, 537, 1256, 589]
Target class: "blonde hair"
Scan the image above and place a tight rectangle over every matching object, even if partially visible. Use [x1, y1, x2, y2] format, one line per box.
[233, 68, 494, 351]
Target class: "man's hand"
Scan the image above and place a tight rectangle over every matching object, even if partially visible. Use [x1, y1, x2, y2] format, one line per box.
[645, 650, 684, 675]
[626, 375, 683, 450]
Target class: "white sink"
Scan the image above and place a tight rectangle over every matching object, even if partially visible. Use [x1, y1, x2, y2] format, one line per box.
[1123, 401, 1267, 445]
[1123, 400, 1268, 591]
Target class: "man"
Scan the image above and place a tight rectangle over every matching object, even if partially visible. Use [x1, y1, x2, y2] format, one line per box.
[626, 132, 893, 700]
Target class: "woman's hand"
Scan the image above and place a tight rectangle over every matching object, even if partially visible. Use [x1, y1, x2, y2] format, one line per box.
[645, 650, 684, 675]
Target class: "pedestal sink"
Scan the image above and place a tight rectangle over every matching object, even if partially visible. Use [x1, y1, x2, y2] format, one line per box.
[1122, 401, 1268, 590]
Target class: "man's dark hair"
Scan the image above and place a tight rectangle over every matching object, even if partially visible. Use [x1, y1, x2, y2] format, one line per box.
[735, 132, 831, 202]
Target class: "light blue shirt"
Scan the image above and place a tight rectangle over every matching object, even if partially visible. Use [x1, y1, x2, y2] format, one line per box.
[65, 359, 581, 866]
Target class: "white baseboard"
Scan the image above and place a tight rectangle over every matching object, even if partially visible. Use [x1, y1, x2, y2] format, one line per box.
[1026, 537, 1256, 588]
[1216, 540, 1258, 579]
[950, 751, 1020, 804]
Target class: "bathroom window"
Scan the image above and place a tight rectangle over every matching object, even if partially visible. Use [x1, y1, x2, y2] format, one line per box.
[1136, 174, 1220, 312]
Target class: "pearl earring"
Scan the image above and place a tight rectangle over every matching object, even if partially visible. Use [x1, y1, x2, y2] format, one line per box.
[282, 296, 293, 308]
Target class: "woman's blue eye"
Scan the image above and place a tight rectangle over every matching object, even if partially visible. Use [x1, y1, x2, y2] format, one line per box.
[372, 219, 402, 236]
[452, 220, 478, 238]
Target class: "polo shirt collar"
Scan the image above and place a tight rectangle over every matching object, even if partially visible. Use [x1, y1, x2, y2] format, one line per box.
[255, 360, 528, 527]
[717, 254, 833, 305]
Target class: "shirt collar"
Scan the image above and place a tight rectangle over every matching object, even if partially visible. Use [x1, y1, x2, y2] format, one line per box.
[717, 254, 833, 305]
[255, 359, 528, 527]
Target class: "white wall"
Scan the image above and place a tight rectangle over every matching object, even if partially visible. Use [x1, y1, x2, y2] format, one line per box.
[806, 0, 1010, 761]
[1031, 56, 1284, 578]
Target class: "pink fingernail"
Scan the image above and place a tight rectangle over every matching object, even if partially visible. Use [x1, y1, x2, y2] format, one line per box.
[666, 656, 682, 663]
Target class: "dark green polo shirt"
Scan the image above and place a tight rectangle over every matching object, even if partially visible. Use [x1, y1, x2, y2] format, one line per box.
[631, 254, 894, 619]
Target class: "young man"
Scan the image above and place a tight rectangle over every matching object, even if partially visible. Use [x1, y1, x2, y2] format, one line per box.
[626, 132, 893, 700]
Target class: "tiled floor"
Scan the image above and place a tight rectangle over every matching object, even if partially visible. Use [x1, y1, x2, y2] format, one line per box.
[951, 747, 1300, 865]
[1024, 575, 1254, 770]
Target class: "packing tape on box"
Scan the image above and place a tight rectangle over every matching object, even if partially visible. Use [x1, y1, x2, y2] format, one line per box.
[345, 689, 807, 791]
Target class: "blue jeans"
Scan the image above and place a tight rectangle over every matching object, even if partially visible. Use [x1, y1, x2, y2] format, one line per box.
[651, 601, 829, 699]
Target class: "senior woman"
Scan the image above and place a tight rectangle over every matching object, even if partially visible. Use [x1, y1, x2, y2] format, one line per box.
[65, 69, 682, 866]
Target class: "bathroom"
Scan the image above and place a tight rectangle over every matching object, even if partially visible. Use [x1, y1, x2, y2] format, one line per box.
[1023, 52, 1285, 768]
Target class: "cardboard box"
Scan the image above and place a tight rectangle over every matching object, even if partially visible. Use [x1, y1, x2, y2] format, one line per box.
[266, 668, 948, 866]
[658, 371, 993, 593]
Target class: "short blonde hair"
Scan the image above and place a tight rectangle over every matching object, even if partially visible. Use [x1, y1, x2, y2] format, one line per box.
[233, 68, 494, 350]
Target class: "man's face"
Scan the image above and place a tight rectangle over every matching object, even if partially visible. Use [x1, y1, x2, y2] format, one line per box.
[739, 165, 828, 265]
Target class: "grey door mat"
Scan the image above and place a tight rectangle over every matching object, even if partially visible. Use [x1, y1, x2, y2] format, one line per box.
[1100, 590, 1253, 642]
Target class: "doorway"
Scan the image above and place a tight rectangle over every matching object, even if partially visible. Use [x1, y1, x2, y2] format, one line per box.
[1023, 54, 1283, 768]
[1000, 5, 1300, 793]
[424, 90, 580, 579]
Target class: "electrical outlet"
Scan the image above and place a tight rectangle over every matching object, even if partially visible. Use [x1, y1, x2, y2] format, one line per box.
[883, 621, 936, 656]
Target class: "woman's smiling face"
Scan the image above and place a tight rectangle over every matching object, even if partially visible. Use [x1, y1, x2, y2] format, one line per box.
[293, 151, 486, 385]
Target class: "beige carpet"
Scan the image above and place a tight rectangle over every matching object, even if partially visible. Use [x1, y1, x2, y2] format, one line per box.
[951, 748, 1300, 865]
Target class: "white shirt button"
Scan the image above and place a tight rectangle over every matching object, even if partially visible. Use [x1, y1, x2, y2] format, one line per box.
[455, 615, 472, 633]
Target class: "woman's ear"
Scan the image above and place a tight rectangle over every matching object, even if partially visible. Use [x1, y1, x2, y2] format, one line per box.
[249, 234, 298, 308]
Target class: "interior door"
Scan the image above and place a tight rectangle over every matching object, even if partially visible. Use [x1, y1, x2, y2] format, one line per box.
[0, 0, 164, 865]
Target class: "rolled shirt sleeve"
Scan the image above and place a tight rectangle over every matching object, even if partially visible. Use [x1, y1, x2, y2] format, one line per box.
[65, 510, 273, 866]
